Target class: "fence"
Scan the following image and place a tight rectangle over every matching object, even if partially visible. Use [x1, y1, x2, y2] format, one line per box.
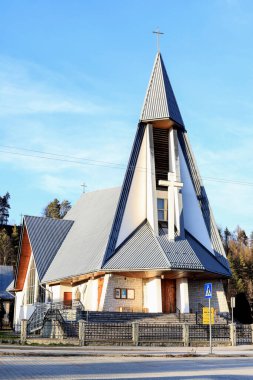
[236, 325, 253, 345]
[189, 324, 230, 343]
[4, 320, 253, 347]
[27, 320, 79, 340]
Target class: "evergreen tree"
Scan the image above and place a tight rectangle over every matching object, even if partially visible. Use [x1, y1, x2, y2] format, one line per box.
[224, 227, 231, 254]
[43, 199, 71, 219]
[237, 227, 248, 246]
[226, 226, 253, 301]
[60, 200, 71, 218]
[0, 228, 14, 265]
[0, 192, 10, 225]
[11, 225, 20, 267]
[43, 199, 61, 218]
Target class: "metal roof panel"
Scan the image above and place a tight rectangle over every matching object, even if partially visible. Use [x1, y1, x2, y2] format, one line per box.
[43, 187, 121, 283]
[24, 216, 74, 281]
[141, 53, 184, 127]
[104, 222, 170, 270]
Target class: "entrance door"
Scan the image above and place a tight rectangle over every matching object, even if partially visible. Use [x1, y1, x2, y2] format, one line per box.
[162, 279, 176, 313]
[64, 292, 72, 307]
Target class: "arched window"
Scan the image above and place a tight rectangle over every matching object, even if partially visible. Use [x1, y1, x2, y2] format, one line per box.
[26, 257, 36, 305]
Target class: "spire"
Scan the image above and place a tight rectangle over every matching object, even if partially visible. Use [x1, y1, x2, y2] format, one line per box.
[140, 52, 185, 128]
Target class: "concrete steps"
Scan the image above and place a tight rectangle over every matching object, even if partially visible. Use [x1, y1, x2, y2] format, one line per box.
[55, 308, 229, 326]
[79, 311, 196, 324]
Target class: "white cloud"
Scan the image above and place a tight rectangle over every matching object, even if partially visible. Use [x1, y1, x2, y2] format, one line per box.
[0, 56, 106, 116]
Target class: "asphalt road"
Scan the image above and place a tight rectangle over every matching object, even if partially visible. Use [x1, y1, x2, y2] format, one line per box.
[0, 356, 253, 379]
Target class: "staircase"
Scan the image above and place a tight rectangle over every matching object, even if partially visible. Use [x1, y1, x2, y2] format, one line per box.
[27, 301, 83, 334]
[79, 311, 196, 324]
[27, 304, 50, 333]
[27, 305, 229, 336]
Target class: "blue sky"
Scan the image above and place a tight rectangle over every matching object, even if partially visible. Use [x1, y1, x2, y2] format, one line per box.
[0, 0, 253, 235]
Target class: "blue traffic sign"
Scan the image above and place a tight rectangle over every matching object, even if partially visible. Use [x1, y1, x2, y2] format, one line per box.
[204, 283, 212, 298]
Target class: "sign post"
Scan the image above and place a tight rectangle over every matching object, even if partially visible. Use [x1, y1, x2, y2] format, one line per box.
[204, 283, 213, 354]
[231, 297, 235, 325]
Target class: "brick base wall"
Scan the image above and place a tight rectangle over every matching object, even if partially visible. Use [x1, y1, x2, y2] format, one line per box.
[188, 279, 229, 313]
[102, 275, 143, 312]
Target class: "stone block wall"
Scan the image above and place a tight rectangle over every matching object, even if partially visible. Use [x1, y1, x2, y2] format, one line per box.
[188, 279, 229, 313]
[102, 275, 143, 312]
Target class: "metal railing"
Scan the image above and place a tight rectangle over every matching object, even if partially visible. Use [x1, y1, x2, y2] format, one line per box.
[27, 300, 84, 335]
[189, 324, 230, 342]
[236, 325, 252, 345]
[139, 323, 183, 343]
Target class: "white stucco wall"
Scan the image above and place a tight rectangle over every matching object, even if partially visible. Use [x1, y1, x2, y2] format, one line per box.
[116, 129, 147, 246]
[179, 144, 214, 253]
[14, 253, 39, 324]
[50, 285, 61, 302]
[84, 278, 99, 311]
[14, 290, 35, 325]
[143, 278, 162, 312]
[14, 291, 24, 325]
[176, 278, 189, 313]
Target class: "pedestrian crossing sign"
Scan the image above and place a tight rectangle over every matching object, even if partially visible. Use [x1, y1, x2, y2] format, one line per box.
[204, 283, 212, 298]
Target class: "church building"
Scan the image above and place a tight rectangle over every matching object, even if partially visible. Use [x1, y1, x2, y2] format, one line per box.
[13, 51, 231, 324]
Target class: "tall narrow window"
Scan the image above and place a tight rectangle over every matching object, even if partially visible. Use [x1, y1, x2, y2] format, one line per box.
[157, 198, 168, 222]
[26, 257, 36, 305]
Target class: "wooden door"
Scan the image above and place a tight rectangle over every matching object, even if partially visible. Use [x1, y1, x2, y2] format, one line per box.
[97, 277, 104, 310]
[64, 292, 72, 307]
[162, 279, 176, 313]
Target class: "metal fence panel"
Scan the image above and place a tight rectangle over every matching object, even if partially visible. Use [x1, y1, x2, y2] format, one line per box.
[189, 324, 230, 342]
[236, 325, 252, 345]
[139, 324, 183, 343]
[85, 323, 132, 343]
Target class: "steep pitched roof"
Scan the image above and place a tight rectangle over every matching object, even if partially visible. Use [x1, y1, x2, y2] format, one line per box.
[0, 265, 14, 299]
[157, 235, 204, 271]
[103, 221, 230, 277]
[185, 231, 231, 277]
[140, 52, 184, 127]
[24, 216, 74, 281]
[103, 222, 169, 270]
[42, 187, 121, 283]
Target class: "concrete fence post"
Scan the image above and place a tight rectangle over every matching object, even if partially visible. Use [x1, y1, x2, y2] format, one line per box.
[182, 323, 189, 347]
[230, 323, 236, 346]
[79, 319, 86, 346]
[132, 322, 139, 346]
[20, 319, 27, 345]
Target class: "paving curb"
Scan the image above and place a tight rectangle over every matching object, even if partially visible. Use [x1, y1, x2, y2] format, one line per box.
[0, 351, 253, 358]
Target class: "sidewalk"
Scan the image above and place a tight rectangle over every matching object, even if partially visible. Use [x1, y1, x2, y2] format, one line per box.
[0, 344, 253, 357]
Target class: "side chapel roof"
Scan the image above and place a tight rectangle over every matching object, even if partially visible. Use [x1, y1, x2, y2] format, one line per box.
[24, 216, 74, 281]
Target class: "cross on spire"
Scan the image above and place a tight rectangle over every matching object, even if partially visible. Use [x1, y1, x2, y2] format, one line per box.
[153, 28, 164, 52]
[81, 182, 87, 194]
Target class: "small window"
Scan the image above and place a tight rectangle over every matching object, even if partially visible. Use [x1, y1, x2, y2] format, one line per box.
[157, 198, 168, 221]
